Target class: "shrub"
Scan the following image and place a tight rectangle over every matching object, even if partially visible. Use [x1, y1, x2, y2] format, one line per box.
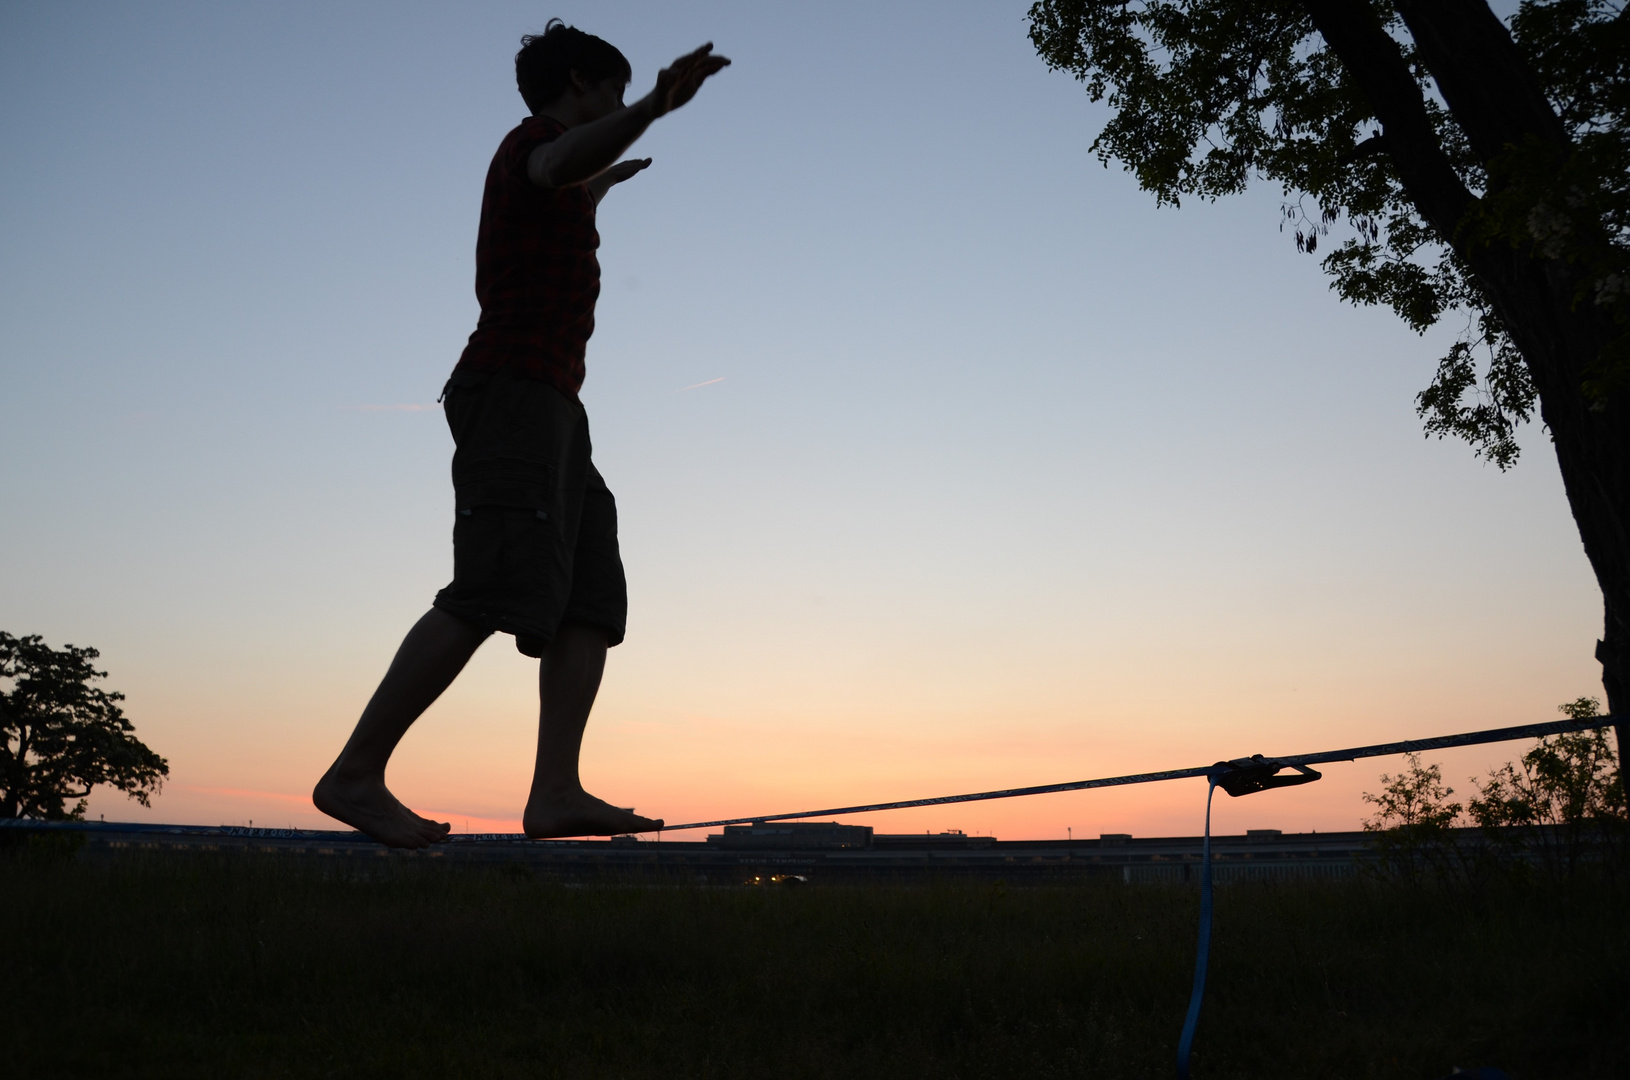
[1467, 698, 1626, 878]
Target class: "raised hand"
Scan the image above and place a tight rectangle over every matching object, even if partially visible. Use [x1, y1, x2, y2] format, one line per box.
[650, 43, 731, 118]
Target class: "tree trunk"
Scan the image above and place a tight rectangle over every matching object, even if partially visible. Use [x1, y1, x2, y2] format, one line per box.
[1, 727, 25, 818]
[1304, 0, 1630, 770]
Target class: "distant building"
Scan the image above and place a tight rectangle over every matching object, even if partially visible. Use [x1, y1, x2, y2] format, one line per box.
[707, 821, 873, 849]
[709, 824, 1001, 850]
[873, 829, 996, 850]
[34, 818, 1575, 886]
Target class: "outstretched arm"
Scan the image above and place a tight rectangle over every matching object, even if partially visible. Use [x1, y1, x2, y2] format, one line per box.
[529, 43, 730, 189]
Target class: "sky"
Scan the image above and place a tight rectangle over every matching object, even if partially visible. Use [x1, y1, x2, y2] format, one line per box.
[0, 0, 1604, 840]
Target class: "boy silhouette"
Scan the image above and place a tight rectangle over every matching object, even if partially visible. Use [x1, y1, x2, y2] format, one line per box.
[314, 22, 729, 847]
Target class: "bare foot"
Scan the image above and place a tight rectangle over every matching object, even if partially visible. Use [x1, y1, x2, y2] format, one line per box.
[523, 786, 663, 838]
[313, 765, 450, 848]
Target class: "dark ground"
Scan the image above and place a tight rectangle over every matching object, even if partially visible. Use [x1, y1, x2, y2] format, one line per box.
[2, 847, 1624, 1079]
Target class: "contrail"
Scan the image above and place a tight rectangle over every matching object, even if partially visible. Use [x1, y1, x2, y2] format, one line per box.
[675, 377, 725, 393]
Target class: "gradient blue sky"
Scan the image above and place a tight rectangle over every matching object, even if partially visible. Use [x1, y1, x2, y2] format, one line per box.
[0, 0, 1601, 838]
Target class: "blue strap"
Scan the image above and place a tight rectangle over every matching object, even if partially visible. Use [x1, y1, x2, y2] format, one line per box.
[1176, 776, 1219, 1079]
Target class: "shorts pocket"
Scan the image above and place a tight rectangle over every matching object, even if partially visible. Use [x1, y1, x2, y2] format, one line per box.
[497, 507, 553, 589]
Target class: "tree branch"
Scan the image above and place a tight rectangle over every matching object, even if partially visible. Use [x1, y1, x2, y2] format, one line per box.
[1300, 0, 1479, 242]
[1337, 133, 1388, 165]
[1394, 0, 1570, 165]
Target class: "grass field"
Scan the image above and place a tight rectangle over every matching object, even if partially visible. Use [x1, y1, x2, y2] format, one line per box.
[2, 848, 1625, 1079]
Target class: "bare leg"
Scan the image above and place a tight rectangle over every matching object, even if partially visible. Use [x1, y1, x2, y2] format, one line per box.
[522, 622, 663, 838]
[313, 607, 489, 847]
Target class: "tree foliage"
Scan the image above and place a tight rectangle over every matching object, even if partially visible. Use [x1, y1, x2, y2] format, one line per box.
[1469, 696, 1626, 874]
[1362, 697, 1625, 881]
[1028, 0, 1629, 469]
[1362, 751, 1464, 882]
[0, 632, 169, 820]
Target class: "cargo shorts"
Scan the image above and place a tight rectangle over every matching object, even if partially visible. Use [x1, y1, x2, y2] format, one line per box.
[431, 366, 627, 656]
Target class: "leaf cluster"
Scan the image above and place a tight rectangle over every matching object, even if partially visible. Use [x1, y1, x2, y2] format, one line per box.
[0, 631, 169, 820]
[1028, 0, 1628, 468]
[1361, 751, 1464, 884]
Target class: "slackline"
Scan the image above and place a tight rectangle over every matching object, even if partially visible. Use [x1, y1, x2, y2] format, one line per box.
[659, 714, 1614, 832]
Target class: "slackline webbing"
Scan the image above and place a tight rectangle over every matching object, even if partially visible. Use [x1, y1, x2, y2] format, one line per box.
[659, 714, 1613, 832]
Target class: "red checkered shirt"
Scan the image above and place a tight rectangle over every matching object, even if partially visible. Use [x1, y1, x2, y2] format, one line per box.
[453, 116, 599, 395]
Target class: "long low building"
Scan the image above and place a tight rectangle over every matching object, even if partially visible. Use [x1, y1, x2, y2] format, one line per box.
[2, 818, 1379, 884]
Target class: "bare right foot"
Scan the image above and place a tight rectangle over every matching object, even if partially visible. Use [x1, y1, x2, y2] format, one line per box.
[523, 786, 662, 839]
[313, 765, 450, 849]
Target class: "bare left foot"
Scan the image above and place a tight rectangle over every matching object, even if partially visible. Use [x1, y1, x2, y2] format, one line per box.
[523, 787, 662, 838]
[313, 765, 450, 848]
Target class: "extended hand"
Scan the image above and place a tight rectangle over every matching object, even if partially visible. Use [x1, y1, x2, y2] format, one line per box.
[587, 157, 651, 205]
[650, 43, 731, 118]
[601, 158, 652, 186]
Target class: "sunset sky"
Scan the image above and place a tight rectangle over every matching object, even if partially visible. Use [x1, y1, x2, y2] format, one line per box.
[1, 0, 1601, 840]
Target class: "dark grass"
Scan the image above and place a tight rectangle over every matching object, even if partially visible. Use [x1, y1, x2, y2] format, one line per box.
[2, 849, 1625, 1079]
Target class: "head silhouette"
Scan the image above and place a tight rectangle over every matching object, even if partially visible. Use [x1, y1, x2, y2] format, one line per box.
[516, 20, 632, 116]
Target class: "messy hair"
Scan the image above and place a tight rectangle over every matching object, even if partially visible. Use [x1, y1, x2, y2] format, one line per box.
[515, 19, 631, 114]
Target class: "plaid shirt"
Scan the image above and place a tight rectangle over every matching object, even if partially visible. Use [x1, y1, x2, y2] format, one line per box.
[454, 116, 599, 395]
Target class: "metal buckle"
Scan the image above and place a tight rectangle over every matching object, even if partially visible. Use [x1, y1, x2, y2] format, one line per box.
[1209, 754, 1323, 798]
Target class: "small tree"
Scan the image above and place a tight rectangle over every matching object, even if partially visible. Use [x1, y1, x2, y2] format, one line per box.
[0, 632, 169, 820]
[1362, 751, 1465, 883]
[1468, 696, 1626, 876]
